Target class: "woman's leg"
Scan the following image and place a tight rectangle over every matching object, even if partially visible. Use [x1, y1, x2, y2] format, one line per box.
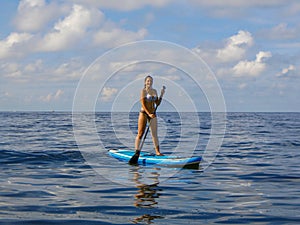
[135, 113, 147, 150]
[149, 117, 163, 155]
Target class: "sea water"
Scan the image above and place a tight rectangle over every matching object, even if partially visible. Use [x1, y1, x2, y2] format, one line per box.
[0, 112, 299, 224]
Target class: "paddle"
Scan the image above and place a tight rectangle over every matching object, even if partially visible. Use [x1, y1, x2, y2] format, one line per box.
[129, 86, 166, 165]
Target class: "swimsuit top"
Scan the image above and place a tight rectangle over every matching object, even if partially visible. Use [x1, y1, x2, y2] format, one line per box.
[145, 93, 157, 102]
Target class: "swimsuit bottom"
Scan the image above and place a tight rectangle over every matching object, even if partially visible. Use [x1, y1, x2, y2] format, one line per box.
[140, 110, 156, 120]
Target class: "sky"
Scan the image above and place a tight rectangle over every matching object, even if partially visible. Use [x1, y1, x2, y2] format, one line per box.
[0, 0, 299, 112]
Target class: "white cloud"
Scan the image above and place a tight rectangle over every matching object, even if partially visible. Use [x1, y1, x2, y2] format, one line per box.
[24, 59, 43, 73]
[1, 57, 85, 83]
[53, 58, 85, 80]
[0, 32, 33, 59]
[71, 0, 171, 11]
[144, 12, 156, 25]
[217, 30, 253, 62]
[256, 51, 272, 63]
[194, 30, 254, 69]
[233, 51, 272, 77]
[187, 0, 288, 17]
[6, 2, 150, 55]
[194, 31, 277, 80]
[238, 83, 247, 89]
[14, 0, 60, 32]
[258, 23, 298, 40]
[100, 87, 118, 102]
[39, 89, 64, 102]
[277, 64, 296, 77]
[0, 91, 13, 102]
[19, 0, 45, 8]
[93, 25, 147, 48]
[270, 23, 297, 39]
[284, 1, 300, 16]
[37, 4, 103, 52]
[188, 0, 285, 8]
[1, 62, 20, 77]
[165, 75, 181, 81]
[54, 89, 64, 99]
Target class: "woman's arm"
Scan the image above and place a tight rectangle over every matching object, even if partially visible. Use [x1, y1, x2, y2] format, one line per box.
[155, 89, 162, 106]
[155, 87, 165, 106]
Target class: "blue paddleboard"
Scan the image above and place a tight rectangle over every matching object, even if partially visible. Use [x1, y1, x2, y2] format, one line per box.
[108, 149, 201, 167]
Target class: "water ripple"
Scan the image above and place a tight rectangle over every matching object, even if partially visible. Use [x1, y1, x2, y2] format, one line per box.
[0, 112, 299, 224]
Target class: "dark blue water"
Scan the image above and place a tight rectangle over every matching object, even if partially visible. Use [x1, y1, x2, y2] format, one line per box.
[0, 112, 299, 224]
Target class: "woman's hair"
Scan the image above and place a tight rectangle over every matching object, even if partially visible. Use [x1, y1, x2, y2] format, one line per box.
[144, 75, 153, 88]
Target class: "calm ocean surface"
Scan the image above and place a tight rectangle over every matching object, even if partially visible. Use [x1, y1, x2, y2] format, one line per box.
[0, 112, 299, 224]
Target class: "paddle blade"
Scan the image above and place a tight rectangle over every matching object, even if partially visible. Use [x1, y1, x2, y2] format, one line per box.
[129, 151, 140, 164]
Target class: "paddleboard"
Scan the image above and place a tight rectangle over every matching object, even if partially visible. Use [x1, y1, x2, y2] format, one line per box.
[108, 149, 201, 167]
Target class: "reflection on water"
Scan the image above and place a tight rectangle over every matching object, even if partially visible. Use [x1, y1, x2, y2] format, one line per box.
[132, 214, 164, 224]
[132, 166, 165, 223]
[134, 183, 160, 208]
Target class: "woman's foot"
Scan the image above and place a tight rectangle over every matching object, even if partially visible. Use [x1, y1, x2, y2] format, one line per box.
[155, 145, 164, 156]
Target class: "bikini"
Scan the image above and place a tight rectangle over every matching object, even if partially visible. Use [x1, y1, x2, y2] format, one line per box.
[140, 94, 158, 117]
[145, 93, 157, 102]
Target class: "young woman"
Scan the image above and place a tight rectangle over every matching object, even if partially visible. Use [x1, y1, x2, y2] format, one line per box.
[135, 75, 165, 156]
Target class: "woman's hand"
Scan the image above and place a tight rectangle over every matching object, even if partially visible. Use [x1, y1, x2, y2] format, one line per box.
[149, 113, 156, 119]
[160, 86, 166, 98]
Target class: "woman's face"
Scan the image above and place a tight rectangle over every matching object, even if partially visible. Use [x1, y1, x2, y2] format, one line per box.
[145, 77, 153, 88]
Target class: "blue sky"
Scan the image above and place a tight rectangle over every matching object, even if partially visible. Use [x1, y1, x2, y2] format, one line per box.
[0, 0, 299, 112]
